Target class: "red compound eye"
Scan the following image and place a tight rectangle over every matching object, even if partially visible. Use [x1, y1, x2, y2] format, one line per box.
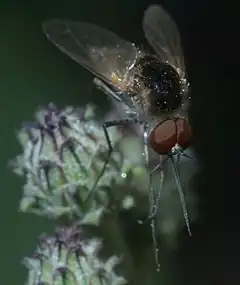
[148, 118, 192, 155]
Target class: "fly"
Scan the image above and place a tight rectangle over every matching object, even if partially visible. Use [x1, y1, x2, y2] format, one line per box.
[43, 4, 193, 271]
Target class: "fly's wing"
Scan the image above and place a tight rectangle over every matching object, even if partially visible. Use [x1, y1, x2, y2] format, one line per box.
[142, 5, 185, 77]
[43, 20, 138, 91]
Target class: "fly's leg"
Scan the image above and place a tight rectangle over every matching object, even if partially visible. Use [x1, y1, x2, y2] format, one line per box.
[84, 118, 139, 204]
[175, 151, 195, 165]
[137, 122, 161, 272]
[170, 155, 192, 236]
[138, 155, 168, 223]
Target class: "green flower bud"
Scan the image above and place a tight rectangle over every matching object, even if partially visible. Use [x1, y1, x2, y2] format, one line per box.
[23, 224, 126, 285]
[10, 103, 140, 221]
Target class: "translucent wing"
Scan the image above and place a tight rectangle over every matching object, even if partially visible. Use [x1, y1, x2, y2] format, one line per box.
[43, 20, 138, 91]
[142, 5, 185, 76]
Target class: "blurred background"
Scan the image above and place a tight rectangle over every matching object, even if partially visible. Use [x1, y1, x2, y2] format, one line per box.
[0, 0, 238, 284]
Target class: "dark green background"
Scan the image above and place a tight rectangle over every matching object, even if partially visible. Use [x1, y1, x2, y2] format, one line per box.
[0, 1, 238, 284]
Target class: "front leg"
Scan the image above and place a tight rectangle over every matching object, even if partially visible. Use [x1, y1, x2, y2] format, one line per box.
[84, 118, 139, 203]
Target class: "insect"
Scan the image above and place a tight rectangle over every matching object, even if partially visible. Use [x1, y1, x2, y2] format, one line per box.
[43, 4, 193, 271]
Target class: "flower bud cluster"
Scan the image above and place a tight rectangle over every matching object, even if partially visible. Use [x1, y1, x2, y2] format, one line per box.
[23, 224, 126, 285]
[11, 103, 136, 221]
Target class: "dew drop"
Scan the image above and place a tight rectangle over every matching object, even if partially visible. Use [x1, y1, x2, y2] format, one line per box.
[121, 172, 127, 179]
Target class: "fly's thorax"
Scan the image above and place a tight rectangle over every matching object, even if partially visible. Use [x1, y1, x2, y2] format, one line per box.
[131, 54, 188, 117]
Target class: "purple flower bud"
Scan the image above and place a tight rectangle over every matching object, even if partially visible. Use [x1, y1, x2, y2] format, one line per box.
[11, 104, 136, 221]
[23, 224, 126, 285]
